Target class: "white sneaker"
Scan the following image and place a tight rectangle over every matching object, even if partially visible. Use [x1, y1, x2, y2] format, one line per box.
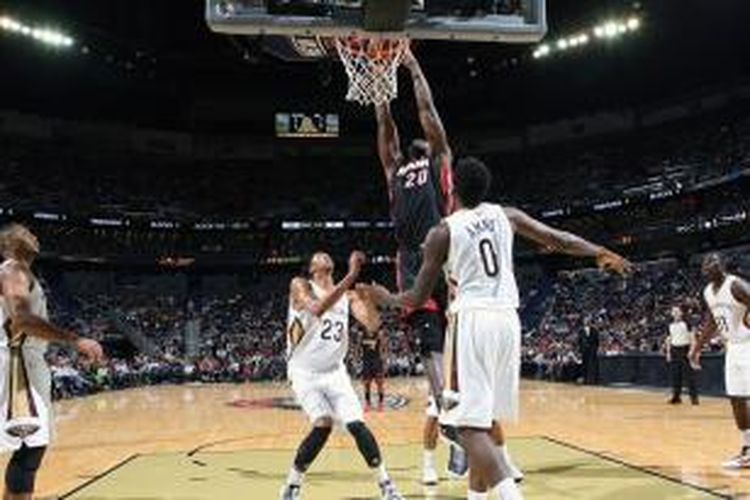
[422, 464, 439, 485]
[722, 449, 750, 469]
[279, 483, 301, 500]
[510, 463, 525, 483]
[379, 479, 404, 500]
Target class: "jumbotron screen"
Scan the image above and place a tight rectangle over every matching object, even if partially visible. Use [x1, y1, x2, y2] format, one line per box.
[275, 112, 339, 138]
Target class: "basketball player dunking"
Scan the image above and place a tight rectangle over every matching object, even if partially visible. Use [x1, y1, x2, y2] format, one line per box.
[362, 158, 631, 499]
[689, 253, 750, 468]
[360, 328, 387, 411]
[0, 224, 103, 500]
[375, 47, 475, 484]
[280, 251, 403, 500]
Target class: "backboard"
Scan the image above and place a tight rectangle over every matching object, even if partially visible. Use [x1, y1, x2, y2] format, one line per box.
[206, 0, 546, 43]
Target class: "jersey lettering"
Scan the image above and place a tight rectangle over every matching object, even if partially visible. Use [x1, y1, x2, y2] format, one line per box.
[320, 319, 345, 342]
[479, 238, 499, 277]
[404, 169, 428, 189]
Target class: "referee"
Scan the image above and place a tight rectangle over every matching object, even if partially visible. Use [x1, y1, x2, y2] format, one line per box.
[665, 306, 699, 405]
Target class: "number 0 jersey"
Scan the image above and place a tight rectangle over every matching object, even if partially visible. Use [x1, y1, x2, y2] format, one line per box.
[704, 274, 750, 345]
[444, 203, 519, 312]
[287, 280, 350, 375]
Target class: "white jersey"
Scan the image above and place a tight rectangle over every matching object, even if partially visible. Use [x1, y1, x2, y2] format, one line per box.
[704, 274, 750, 345]
[0, 260, 49, 351]
[287, 280, 350, 375]
[0, 259, 53, 450]
[444, 203, 519, 312]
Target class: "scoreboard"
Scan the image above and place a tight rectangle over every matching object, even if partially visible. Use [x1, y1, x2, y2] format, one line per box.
[275, 113, 339, 138]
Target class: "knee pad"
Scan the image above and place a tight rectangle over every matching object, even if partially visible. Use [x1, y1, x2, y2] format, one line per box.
[347, 421, 382, 468]
[6, 446, 45, 494]
[294, 426, 332, 472]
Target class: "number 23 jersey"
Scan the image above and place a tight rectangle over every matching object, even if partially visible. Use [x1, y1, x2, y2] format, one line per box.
[444, 203, 519, 312]
[287, 281, 350, 374]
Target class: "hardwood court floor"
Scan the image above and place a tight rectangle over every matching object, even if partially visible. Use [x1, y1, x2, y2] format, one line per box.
[10, 379, 750, 499]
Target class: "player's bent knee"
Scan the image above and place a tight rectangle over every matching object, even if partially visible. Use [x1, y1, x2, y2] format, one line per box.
[346, 421, 382, 468]
[313, 416, 334, 428]
[294, 426, 332, 472]
[5, 446, 45, 494]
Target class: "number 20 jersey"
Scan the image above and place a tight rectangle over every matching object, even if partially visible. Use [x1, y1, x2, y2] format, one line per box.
[444, 203, 519, 312]
[287, 281, 350, 375]
[390, 156, 449, 250]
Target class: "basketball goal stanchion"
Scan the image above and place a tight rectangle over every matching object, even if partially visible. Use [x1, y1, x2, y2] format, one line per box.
[333, 36, 409, 107]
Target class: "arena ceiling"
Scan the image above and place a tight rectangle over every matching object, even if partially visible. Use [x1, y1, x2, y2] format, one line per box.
[0, 0, 747, 130]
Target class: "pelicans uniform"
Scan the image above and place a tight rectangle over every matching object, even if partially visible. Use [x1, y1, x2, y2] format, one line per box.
[704, 275, 750, 397]
[0, 261, 52, 451]
[440, 203, 521, 428]
[287, 281, 363, 425]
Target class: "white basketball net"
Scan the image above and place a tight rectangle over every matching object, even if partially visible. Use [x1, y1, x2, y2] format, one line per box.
[334, 37, 409, 107]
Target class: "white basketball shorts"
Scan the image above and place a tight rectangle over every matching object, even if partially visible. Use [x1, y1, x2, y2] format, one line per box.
[439, 308, 521, 429]
[725, 343, 750, 397]
[290, 365, 363, 425]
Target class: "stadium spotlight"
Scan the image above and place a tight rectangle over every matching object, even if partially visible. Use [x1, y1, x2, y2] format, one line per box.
[531, 14, 642, 60]
[533, 43, 550, 59]
[603, 22, 618, 38]
[0, 15, 74, 48]
[627, 17, 641, 30]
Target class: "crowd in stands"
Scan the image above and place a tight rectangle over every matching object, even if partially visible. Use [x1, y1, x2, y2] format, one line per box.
[44, 269, 426, 401]
[0, 96, 745, 399]
[499, 110, 750, 210]
[2, 104, 749, 224]
[522, 248, 750, 381]
[42, 245, 750, 400]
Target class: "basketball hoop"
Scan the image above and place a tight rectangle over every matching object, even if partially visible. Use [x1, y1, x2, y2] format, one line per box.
[334, 36, 409, 107]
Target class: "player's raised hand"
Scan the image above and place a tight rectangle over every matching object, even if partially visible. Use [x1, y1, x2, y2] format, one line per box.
[596, 248, 633, 276]
[75, 338, 105, 366]
[348, 251, 366, 277]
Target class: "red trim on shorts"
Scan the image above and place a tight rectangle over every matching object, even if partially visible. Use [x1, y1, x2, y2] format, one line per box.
[402, 299, 440, 318]
[439, 156, 455, 215]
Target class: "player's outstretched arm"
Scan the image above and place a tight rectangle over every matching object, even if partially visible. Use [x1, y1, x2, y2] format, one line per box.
[2, 263, 104, 363]
[291, 251, 365, 317]
[361, 224, 449, 310]
[349, 289, 382, 333]
[504, 207, 632, 275]
[374, 103, 402, 182]
[402, 49, 452, 163]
